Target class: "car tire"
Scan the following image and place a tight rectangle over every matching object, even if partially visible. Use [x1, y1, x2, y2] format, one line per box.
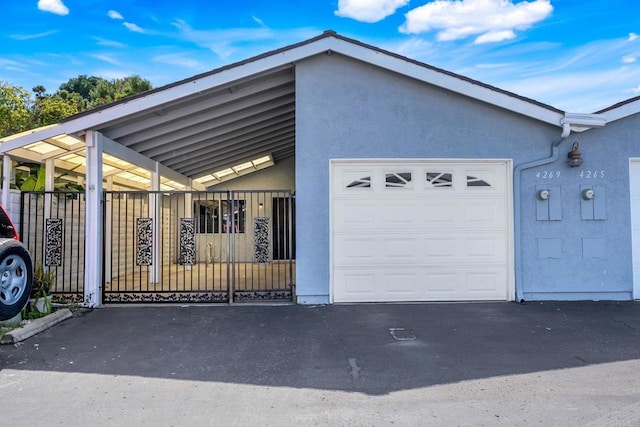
[0, 239, 33, 321]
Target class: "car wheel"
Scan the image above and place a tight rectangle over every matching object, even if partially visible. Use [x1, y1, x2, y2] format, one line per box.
[0, 239, 33, 321]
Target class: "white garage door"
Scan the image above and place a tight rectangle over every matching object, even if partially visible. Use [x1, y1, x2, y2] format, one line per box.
[331, 160, 512, 302]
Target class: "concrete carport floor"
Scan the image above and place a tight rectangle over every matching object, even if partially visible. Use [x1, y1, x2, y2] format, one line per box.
[1, 302, 640, 426]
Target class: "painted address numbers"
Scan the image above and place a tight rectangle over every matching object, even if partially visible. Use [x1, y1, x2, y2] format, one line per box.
[535, 170, 605, 179]
[579, 170, 605, 179]
[535, 171, 560, 179]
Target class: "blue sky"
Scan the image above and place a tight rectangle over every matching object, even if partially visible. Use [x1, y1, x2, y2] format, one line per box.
[2, 0, 639, 113]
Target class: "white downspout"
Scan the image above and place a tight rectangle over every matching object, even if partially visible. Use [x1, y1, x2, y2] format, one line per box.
[514, 114, 604, 302]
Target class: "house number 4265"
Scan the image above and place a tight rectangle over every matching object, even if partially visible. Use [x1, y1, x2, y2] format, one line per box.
[580, 170, 605, 179]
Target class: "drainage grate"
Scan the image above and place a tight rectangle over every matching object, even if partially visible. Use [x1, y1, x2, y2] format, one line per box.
[389, 328, 416, 341]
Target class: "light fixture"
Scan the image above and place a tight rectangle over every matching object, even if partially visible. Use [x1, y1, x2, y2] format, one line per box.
[258, 202, 264, 209]
[567, 142, 583, 168]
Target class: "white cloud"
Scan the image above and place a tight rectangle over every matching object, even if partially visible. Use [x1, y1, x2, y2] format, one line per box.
[37, 0, 69, 16]
[632, 86, 640, 94]
[94, 37, 127, 48]
[629, 33, 638, 42]
[475, 29, 516, 44]
[400, 0, 553, 44]
[172, 20, 272, 58]
[10, 30, 58, 40]
[335, 0, 409, 23]
[171, 20, 317, 59]
[475, 62, 514, 69]
[153, 53, 204, 70]
[123, 22, 145, 33]
[89, 54, 121, 66]
[108, 10, 124, 20]
[623, 55, 637, 64]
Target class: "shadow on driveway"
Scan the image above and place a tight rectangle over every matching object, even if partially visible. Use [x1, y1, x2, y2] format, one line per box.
[1, 301, 639, 395]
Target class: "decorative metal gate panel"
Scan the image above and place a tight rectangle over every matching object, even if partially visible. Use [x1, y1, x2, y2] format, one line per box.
[19, 191, 86, 303]
[103, 190, 295, 303]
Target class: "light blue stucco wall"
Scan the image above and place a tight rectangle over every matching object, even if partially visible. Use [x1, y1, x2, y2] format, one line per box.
[294, 53, 640, 303]
[520, 114, 640, 300]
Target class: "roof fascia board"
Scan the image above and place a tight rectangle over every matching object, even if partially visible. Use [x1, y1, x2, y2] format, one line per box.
[0, 39, 334, 151]
[598, 101, 640, 123]
[324, 38, 564, 127]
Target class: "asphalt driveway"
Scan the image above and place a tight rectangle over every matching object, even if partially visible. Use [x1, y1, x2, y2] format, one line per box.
[1, 301, 639, 425]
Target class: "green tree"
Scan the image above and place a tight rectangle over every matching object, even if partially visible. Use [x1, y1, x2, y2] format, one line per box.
[88, 79, 116, 106]
[58, 74, 152, 108]
[1, 74, 153, 138]
[58, 75, 106, 102]
[37, 96, 80, 126]
[88, 75, 152, 107]
[0, 82, 32, 138]
[115, 75, 152, 98]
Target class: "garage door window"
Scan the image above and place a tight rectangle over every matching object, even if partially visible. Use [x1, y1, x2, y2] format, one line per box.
[466, 176, 491, 187]
[385, 172, 412, 188]
[346, 176, 371, 188]
[426, 172, 453, 188]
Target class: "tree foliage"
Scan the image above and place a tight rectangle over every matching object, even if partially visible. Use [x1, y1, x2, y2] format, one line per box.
[59, 74, 152, 108]
[0, 74, 153, 137]
[0, 82, 32, 138]
[37, 96, 80, 126]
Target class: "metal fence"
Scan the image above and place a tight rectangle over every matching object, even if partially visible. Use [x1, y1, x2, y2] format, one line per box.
[20, 191, 86, 303]
[103, 190, 295, 303]
[19, 190, 295, 304]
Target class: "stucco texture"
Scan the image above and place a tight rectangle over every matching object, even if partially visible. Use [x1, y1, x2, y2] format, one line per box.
[294, 53, 589, 303]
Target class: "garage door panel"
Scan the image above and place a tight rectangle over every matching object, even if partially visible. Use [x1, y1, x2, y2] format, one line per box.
[380, 201, 418, 225]
[424, 237, 457, 258]
[464, 200, 505, 225]
[419, 201, 459, 223]
[334, 236, 377, 263]
[382, 271, 421, 295]
[384, 237, 420, 263]
[333, 199, 376, 229]
[465, 235, 506, 259]
[466, 270, 505, 294]
[336, 271, 377, 300]
[334, 235, 420, 265]
[334, 267, 507, 302]
[422, 271, 461, 294]
[421, 234, 505, 263]
[332, 160, 511, 303]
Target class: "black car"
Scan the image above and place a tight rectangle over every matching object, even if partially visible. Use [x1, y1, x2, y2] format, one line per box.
[0, 204, 33, 321]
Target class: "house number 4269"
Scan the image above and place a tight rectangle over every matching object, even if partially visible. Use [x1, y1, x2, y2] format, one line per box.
[536, 171, 560, 179]
[580, 170, 605, 179]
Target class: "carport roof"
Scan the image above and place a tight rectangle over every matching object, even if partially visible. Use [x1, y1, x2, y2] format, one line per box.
[2, 30, 631, 190]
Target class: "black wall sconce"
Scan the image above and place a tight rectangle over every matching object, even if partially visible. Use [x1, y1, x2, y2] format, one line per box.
[567, 142, 583, 167]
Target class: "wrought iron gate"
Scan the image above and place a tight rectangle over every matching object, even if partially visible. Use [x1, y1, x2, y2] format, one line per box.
[19, 191, 86, 303]
[103, 190, 295, 303]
